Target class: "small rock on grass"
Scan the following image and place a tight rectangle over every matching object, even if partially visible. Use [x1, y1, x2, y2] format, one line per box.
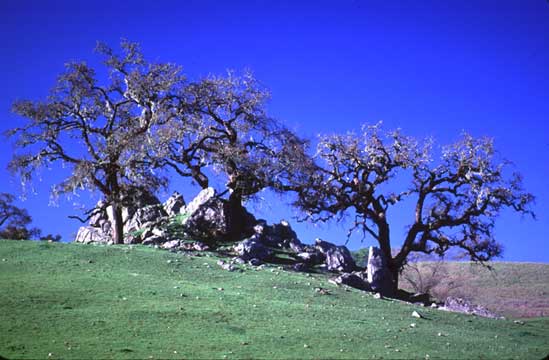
[412, 311, 423, 318]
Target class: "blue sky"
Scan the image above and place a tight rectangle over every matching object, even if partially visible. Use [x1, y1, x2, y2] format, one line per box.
[1, 0, 548, 261]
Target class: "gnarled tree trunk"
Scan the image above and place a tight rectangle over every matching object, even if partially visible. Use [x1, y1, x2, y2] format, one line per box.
[227, 191, 245, 240]
[111, 203, 124, 244]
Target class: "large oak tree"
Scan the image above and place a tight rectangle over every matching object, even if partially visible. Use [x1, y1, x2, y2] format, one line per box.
[7, 40, 184, 244]
[158, 71, 309, 238]
[293, 123, 534, 292]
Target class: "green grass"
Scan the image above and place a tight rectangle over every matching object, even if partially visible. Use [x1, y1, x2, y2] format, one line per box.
[1, 240, 548, 359]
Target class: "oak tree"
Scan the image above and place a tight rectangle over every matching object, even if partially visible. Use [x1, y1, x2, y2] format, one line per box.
[159, 71, 309, 238]
[293, 123, 534, 292]
[0, 193, 40, 240]
[7, 40, 184, 243]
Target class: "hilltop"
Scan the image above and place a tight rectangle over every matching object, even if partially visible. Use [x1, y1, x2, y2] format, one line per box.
[1, 240, 548, 359]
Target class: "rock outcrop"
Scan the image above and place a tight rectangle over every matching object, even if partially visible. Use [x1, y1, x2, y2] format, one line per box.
[367, 246, 394, 296]
[75, 187, 163, 244]
[441, 297, 502, 319]
[331, 272, 371, 291]
[163, 191, 185, 216]
[75, 226, 112, 245]
[181, 188, 231, 241]
[234, 236, 273, 262]
[325, 246, 356, 272]
[125, 204, 167, 233]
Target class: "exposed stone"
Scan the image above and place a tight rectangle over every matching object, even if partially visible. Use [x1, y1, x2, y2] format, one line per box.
[140, 228, 154, 242]
[181, 188, 230, 241]
[125, 204, 167, 233]
[325, 246, 356, 272]
[163, 191, 185, 216]
[441, 297, 502, 319]
[234, 237, 272, 261]
[248, 258, 262, 266]
[123, 233, 140, 245]
[151, 227, 167, 238]
[253, 223, 266, 235]
[75, 226, 112, 244]
[89, 200, 109, 228]
[183, 187, 216, 216]
[217, 260, 236, 271]
[296, 251, 322, 265]
[192, 242, 210, 251]
[141, 235, 166, 246]
[367, 246, 394, 296]
[315, 238, 337, 254]
[292, 263, 309, 272]
[272, 220, 298, 241]
[233, 257, 246, 264]
[288, 238, 306, 253]
[161, 240, 181, 250]
[409, 293, 431, 305]
[331, 272, 370, 291]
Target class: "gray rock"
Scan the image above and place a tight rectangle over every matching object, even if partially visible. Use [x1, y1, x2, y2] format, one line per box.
[234, 237, 272, 261]
[442, 297, 502, 319]
[331, 272, 371, 291]
[409, 293, 431, 305]
[315, 238, 337, 254]
[163, 191, 185, 216]
[233, 257, 246, 264]
[181, 188, 230, 240]
[248, 258, 262, 266]
[367, 246, 394, 296]
[74, 226, 112, 244]
[192, 241, 210, 251]
[183, 187, 216, 216]
[253, 223, 266, 235]
[125, 204, 167, 233]
[325, 246, 356, 272]
[272, 220, 298, 241]
[217, 260, 236, 272]
[288, 238, 305, 253]
[252, 220, 299, 249]
[292, 263, 309, 272]
[89, 200, 109, 228]
[141, 235, 166, 246]
[123, 233, 140, 244]
[161, 240, 181, 250]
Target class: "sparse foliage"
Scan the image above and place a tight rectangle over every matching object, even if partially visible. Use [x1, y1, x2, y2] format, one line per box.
[400, 253, 463, 299]
[0, 193, 40, 240]
[7, 40, 185, 243]
[158, 71, 309, 237]
[293, 123, 535, 291]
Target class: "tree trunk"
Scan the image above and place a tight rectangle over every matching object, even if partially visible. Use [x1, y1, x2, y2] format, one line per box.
[387, 260, 400, 294]
[111, 203, 124, 244]
[227, 191, 245, 240]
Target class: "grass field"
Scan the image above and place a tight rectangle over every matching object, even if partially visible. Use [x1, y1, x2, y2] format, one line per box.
[1, 240, 548, 359]
[398, 261, 549, 319]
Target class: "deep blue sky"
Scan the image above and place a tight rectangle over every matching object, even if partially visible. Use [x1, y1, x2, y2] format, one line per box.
[1, 0, 548, 262]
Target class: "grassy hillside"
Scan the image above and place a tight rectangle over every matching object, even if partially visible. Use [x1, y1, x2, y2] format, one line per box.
[398, 261, 549, 319]
[1, 240, 548, 359]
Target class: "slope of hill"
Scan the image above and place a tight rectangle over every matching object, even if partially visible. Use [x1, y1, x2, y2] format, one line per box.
[399, 261, 549, 319]
[1, 240, 548, 359]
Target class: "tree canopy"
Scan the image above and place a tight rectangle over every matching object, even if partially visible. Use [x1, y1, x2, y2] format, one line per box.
[0, 192, 49, 240]
[292, 123, 535, 290]
[7, 40, 184, 243]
